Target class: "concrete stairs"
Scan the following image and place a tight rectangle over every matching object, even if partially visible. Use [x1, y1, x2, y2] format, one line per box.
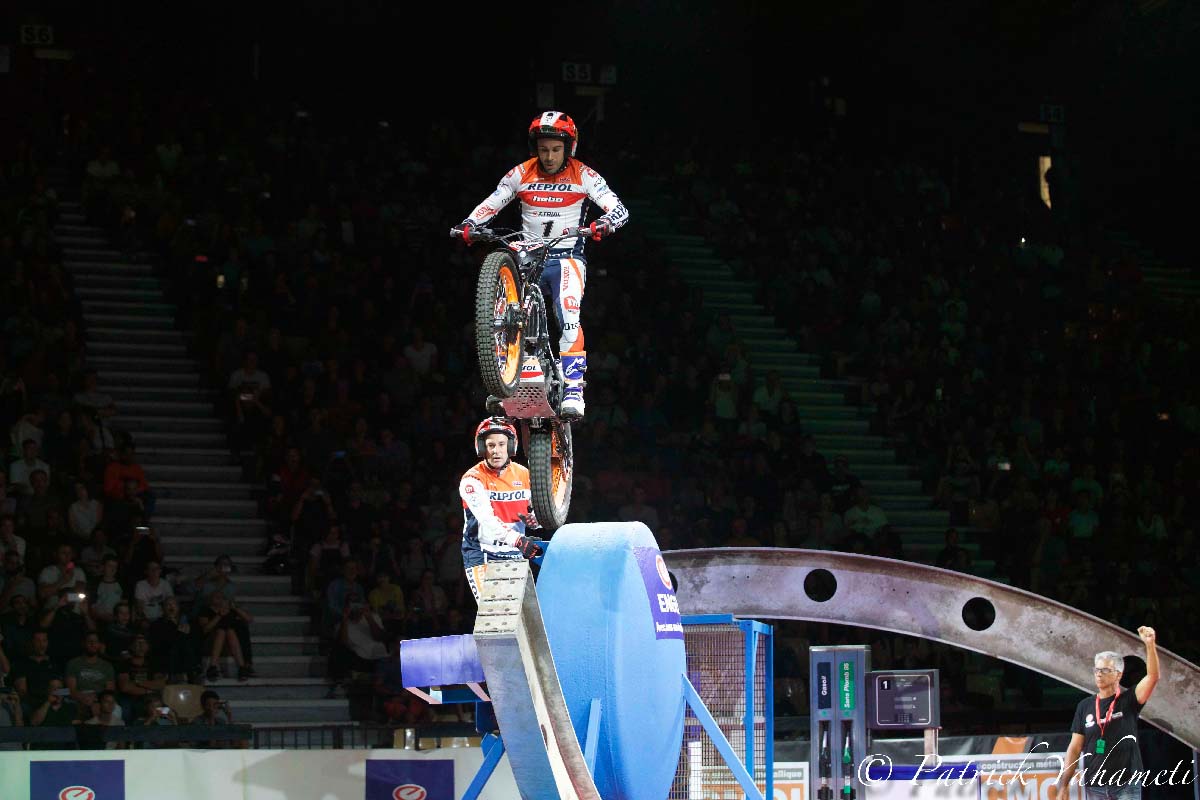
[625, 187, 991, 577]
[51, 184, 349, 728]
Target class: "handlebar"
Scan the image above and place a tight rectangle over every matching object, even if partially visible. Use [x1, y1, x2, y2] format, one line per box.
[450, 225, 592, 246]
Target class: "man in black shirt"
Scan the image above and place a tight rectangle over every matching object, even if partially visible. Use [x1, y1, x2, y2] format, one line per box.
[1055, 626, 1160, 800]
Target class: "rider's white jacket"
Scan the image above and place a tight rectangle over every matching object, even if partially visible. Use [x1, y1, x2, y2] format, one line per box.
[466, 157, 629, 248]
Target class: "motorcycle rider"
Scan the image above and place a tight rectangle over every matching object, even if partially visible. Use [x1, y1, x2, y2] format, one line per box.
[452, 111, 629, 418]
[459, 417, 544, 601]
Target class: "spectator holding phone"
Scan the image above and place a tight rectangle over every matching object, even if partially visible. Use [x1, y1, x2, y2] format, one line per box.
[194, 689, 240, 748]
[30, 678, 79, 734]
[123, 521, 163, 584]
[41, 588, 95, 663]
[37, 544, 84, 602]
[135, 692, 179, 748]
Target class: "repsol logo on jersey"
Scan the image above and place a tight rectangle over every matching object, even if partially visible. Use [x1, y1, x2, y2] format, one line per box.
[489, 490, 530, 502]
[525, 183, 574, 191]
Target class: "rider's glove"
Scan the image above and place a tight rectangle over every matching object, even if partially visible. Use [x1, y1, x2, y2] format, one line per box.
[513, 535, 544, 560]
[518, 512, 542, 534]
[450, 220, 477, 243]
[588, 219, 612, 241]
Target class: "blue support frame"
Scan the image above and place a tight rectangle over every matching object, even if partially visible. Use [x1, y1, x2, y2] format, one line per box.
[682, 614, 774, 800]
[683, 674, 766, 800]
[462, 732, 506, 800]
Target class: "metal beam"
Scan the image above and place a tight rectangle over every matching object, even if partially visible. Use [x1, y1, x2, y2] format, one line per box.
[664, 548, 1200, 750]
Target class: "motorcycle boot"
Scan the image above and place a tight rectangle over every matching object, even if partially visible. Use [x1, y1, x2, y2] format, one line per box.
[560, 352, 586, 418]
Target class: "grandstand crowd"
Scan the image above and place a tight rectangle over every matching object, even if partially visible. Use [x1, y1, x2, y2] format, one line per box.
[2, 70, 1197, 737]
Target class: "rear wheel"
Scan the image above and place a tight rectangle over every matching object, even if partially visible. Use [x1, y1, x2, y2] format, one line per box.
[475, 250, 524, 399]
[529, 420, 573, 531]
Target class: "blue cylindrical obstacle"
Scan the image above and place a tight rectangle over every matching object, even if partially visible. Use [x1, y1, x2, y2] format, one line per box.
[537, 521, 687, 800]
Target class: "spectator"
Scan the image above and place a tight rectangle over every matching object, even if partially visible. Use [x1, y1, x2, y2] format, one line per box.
[90, 555, 124, 625]
[193, 689, 238, 748]
[147, 596, 198, 682]
[68, 481, 103, 545]
[115, 634, 167, 718]
[0, 515, 26, 563]
[0, 550, 35, 612]
[134, 692, 179, 743]
[408, 569, 448, 638]
[826, 455, 862, 514]
[397, 537, 432, 590]
[22, 469, 60, 536]
[617, 485, 660, 530]
[103, 442, 153, 514]
[192, 554, 238, 609]
[122, 520, 163, 583]
[358, 527, 400, 585]
[1066, 491, 1100, 541]
[367, 571, 406, 638]
[843, 488, 890, 538]
[196, 591, 255, 682]
[37, 544, 84, 602]
[308, 524, 351, 593]
[11, 628, 60, 712]
[752, 370, 789, 417]
[326, 592, 388, 699]
[82, 689, 125, 749]
[1, 593, 35, 659]
[29, 678, 79, 734]
[104, 602, 137, 661]
[401, 328, 437, 377]
[9, 439, 51, 494]
[935, 528, 972, 572]
[133, 561, 173, 623]
[9, 405, 45, 452]
[228, 351, 273, 451]
[73, 370, 117, 421]
[80, 530, 118, 583]
[323, 559, 366, 638]
[66, 632, 115, 715]
[0, 685, 25, 748]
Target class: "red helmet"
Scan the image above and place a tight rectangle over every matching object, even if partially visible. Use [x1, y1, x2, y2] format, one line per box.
[528, 111, 578, 158]
[475, 417, 517, 459]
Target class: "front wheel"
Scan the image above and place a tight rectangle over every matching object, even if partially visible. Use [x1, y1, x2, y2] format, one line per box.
[528, 420, 572, 532]
[475, 250, 524, 399]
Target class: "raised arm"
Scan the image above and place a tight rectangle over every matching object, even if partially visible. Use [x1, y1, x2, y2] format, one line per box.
[1135, 625, 1159, 704]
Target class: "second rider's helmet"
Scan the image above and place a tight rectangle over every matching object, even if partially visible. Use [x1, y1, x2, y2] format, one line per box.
[475, 417, 518, 459]
[528, 111, 578, 161]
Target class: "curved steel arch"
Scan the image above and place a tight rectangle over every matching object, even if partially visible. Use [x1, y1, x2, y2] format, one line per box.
[663, 548, 1200, 750]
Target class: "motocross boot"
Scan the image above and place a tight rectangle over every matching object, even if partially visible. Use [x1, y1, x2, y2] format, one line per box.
[561, 352, 586, 419]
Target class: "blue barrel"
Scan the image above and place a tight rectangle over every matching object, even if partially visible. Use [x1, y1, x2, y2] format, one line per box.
[538, 521, 687, 800]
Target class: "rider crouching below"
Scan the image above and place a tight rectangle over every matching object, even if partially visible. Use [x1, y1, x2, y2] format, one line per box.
[452, 111, 629, 418]
[460, 417, 544, 601]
